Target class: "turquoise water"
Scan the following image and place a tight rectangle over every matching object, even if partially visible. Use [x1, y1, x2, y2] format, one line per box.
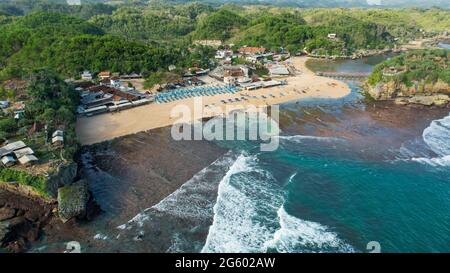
[201, 94, 450, 253]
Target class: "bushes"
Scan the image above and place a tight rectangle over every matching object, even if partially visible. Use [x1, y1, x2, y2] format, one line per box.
[367, 49, 450, 87]
[0, 167, 48, 197]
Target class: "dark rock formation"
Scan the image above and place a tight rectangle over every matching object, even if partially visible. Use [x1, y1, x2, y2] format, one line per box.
[57, 180, 88, 223]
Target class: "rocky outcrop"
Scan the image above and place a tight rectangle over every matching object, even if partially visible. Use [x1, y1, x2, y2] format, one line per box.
[57, 179, 88, 223]
[46, 162, 78, 198]
[367, 80, 450, 107]
[0, 189, 56, 252]
[0, 207, 16, 221]
[394, 94, 450, 106]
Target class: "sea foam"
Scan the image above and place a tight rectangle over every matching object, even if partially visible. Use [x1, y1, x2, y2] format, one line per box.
[265, 207, 355, 253]
[202, 153, 353, 253]
[415, 113, 450, 167]
[201, 154, 284, 253]
[423, 113, 450, 157]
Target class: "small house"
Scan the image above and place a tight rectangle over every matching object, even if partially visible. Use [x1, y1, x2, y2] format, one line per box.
[1, 155, 16, 167]
[14, 110, 24, 120]
[13, 147, 34, 159]
[81, 71, 93, 81]
[327, 33, 337, 39]
[18, 154, 38, 166]
[0, 141, 26, 157]
[168, 65, 177, 72]
[268, 65, 290, 77]
[238, 46, 266, 56]
[52, 130, 64, 138]
[110, 77, 120, 87]
[52, 135, 64, 147]
[98, 71, 111, 80]
[0, 101, 9, 109]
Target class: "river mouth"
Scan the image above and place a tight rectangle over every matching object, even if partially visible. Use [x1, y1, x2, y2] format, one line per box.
[28, 54, 450, 253]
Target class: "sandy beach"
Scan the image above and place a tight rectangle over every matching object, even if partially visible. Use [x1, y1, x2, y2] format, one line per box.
[76, 57, 351, 145]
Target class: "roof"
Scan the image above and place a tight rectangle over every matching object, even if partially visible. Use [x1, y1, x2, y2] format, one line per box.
[239, 47, 266, 54]
[52, 135, 64, 143]
[52, 130, 64, 138]
[0, 141, 27, 157]
[18, 154, 38, 165]
[13, 147, 34, 158]
[98, 71, 111, 77]
[269, 65, 290, 75]
[1, 155, 16, 164]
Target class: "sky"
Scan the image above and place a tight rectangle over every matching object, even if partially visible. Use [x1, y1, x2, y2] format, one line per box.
[367, 0, 381, 5]
[66, 0, 81, 5]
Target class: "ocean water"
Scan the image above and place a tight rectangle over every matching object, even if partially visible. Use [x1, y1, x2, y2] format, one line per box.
[201, 112, 450, 252]
[108, 55, 449, 253]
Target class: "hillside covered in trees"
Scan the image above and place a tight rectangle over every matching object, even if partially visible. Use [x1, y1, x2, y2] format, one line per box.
[0, 12, 184, 79]
[366, 49, 450, 105]
[2, 1, 449, 61]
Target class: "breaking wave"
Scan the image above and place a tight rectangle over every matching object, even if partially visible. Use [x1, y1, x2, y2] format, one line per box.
[423, 113, 450, 157]
[201, 153, 353, 253]
[201, 154, 284, 253]
[414, 113, 450, 167]
[265, 207, 355, 253]
[277, 135, 344, 143]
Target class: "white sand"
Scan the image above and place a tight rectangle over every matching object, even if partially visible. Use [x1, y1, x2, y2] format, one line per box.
[76, 57, 351, 145]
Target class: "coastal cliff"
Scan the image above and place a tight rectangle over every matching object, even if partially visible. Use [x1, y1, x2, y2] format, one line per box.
[366, 49, 450, 106]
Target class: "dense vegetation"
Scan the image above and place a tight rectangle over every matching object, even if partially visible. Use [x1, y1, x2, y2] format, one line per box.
[0, 12, 183, 79]
[193, 9, 247, 40]
[0, 0, 116, 19]
[368, 49, 450, 87]
[90, 3, 212, 43]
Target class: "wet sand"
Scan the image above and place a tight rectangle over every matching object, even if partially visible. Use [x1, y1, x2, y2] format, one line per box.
[76, 57, 351, 145]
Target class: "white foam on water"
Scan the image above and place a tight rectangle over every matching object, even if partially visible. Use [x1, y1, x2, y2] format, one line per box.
[287, 172, 297, 184]
[93, 233, 109, 240]
[277, 135, 344, 143]
[412, 113, 450, 167]
[411, 155, 450, 167]
[265, 207, 355, 253]
[201, 154, 284, 253]
[202, 153, 355, 253]
[151, 152, 237, 221]
[116, 152, 237, 230]
[423, 113, 450, 157]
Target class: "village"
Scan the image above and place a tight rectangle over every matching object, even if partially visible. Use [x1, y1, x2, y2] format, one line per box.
[0, 37, 350, 177]
[74, 43, 300, 118]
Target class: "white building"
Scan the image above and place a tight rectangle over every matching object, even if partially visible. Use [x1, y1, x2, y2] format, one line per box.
[18, 155, 38, 166]
[0, 101, 9, 109]
[268, 65, 290, 77]
[81, 71, 93, 81]
[1, 155, 16, 167]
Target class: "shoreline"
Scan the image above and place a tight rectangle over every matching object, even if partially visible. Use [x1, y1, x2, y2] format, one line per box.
[76, 57, 351, 146]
